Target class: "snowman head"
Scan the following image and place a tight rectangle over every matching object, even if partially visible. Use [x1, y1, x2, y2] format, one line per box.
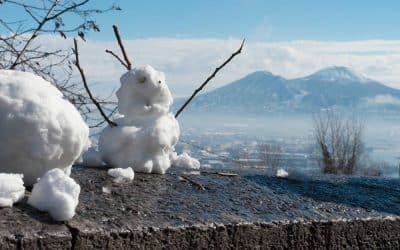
[117, 65, 173, 124]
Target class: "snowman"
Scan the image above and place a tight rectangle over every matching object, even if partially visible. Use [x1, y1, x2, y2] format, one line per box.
[98, 65, 197, 174]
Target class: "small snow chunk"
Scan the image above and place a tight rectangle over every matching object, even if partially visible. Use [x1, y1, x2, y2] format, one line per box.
[0, 173, 25, 207]
[102, 186, 111, 194]
[276, 168, 289, 178]
[107, 167, 134, 183]
[172, 152, 200, 169]
[82, 147, 105, 167]
[28, 169, 80, 221]
[182, 171, 201, 175]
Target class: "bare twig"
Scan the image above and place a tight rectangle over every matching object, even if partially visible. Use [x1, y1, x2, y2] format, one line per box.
[105, 49, 128, 69]
[175, 39, 245, 118]
[201, 171, 238, 177]
[9, 0, 59, 69]
[180, 175, 206, 190]
[73, 38, 117, 127]
[106, 24, 132, 70]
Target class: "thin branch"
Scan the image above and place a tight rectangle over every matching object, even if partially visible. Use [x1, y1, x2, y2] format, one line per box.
[73, 38, 117, 127]
[112, 24, 132, 70]
[180, 175, 206, 190]
[175, 39, 245, 118]
[105, 49, 128, 69]
[201, 171, 238, 177]
[9, 0, 59, 69]
[47, 0, 90, 21]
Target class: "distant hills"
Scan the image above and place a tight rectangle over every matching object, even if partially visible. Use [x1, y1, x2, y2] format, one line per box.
[173, 66, 400, 114]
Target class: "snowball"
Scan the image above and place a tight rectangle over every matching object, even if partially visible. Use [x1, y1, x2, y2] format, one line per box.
[82, 146, 105, 167]
[172, 152, 201, 169]
[0, 173, 25, 207]
[107, 167, 134, 183]
[28, 169, 80, 221]
[276, 168, 289, 178]
[0, 70, 90, 185]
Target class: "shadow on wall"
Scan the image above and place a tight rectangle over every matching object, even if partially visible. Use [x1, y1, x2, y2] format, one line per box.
[245, 174, 400, 216]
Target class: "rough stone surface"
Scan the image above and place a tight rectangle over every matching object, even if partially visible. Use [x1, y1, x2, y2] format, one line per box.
[1, 166, 399, 249]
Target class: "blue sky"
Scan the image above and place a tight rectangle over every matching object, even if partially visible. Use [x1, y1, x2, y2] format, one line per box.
[2, 0, 400, 95]
[86, 0, 400, 41]
[2, 0, 399, 41]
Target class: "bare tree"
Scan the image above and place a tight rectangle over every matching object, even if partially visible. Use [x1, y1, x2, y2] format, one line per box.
[313, 110, 364, 175]
[258, 143, 283, 171]
[0, 0, 119, 126]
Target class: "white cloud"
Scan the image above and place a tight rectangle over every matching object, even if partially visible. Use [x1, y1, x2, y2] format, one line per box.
[36, 36, 400, 97]
[366, 94, 400, 105]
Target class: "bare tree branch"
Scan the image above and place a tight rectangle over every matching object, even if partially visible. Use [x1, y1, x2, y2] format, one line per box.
[175, 39, 245, 118]
[9, 0, 59, 69]
[1, 0, 119, 127]
[105, 24, 132, 70]
[105, 49, 128, 69]
[73, 38, 117, 127]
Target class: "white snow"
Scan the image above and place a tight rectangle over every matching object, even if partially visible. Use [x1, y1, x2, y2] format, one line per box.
[102, 186, 111, 194]
[276, 168, 289, 178]
[0, 70, 90, 185]
[0, 173, 25, 207]
[172, 152, 201, 169]
[116, 65, 173, 126]
[28, 169, 80, 221]
[107, 167, 134, 183]
[82, 146, 105, 167]
[99, 65, 182, 174]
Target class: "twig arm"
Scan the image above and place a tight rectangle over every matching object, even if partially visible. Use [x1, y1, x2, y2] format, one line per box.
[175, 39, 245, 118]
[105, 49, 128, 69]
[112, 24, 132, 70]
[73, 38, 117, 127]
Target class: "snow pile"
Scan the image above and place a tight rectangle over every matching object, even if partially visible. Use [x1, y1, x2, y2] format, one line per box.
[107, 167, 134, 183]
[0, 70, 90, 185]
[28, 169, 80, 221]
[0, 173, 25, 207]
[172, 152, 201, 169]
[276, 168, 289, 178]
[82, 146, 105, 167]
[99, 65, 185, 174]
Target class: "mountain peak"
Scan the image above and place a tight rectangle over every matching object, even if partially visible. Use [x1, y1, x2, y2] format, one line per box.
[307, 66, 368, 82]
[245, 70, 284, 80]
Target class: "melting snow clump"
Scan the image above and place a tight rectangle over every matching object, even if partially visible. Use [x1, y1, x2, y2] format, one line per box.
[276, 168, 289, 178]
[172, 152, 201, 169]
[82, 146, 105, 167]
[107, 167, 135, 183]
[99, 65, 195, 174]
[0, 70, 90, 185]
[28, 169, 80, 221]
[0, 173, 25, 207]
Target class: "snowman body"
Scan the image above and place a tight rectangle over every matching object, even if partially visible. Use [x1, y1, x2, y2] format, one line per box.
[99, 65, 180, 174]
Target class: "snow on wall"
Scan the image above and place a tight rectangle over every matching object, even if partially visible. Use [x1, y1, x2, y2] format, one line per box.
[0, 173, 25, 207]
[28, 168, 80, 221]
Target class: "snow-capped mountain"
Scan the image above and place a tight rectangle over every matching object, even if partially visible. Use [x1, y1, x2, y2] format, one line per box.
[173, 66, 400, 114]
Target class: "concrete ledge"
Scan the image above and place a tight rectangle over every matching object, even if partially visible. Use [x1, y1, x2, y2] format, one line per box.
[1, 167, 399, 249]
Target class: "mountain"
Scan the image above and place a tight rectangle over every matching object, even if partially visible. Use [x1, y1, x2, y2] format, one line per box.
[173, 66, 400, 114]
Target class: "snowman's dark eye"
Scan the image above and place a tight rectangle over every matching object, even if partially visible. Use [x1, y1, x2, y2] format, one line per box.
[158, 80, 162, 84]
